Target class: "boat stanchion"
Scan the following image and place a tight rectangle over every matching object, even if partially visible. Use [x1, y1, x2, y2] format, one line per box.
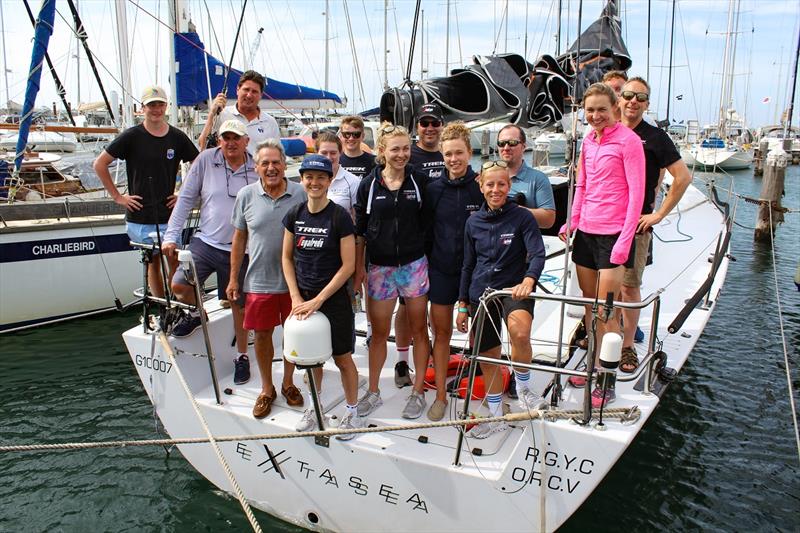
[177, 249, 222, 405]
[595, 332, 622, 431]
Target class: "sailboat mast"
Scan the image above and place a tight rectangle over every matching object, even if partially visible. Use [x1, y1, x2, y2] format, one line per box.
[555, 0, 561, 55]
[786, 19, 800, 134]
[0, 1, 9, 111]
[75, 0, 80, 106]
[114, 0, 133, 127]
[324, 0, 330, 91]
[445, 0, 449, 75]
[383, 0, 388, 90]
[665, 0, 675, 125]
[718, 0, 735, 137]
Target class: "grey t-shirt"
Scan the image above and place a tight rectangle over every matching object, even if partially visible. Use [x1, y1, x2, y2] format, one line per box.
[231, 178, 306, 293]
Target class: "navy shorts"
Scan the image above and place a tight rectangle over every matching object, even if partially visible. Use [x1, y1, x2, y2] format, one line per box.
[571, 230, 635, 270]
[172, 238, 247, 305]
[300, 286, 355, 357]
[469, 297, 534, 353]
[428, 267, 460, 306]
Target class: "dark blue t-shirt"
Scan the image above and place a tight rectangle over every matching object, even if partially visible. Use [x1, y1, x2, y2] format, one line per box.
[283, 201, 355, 292]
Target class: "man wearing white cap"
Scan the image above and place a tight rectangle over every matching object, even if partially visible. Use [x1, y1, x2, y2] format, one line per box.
[162, 120, 256, 384]
[94, 85, 198, 297]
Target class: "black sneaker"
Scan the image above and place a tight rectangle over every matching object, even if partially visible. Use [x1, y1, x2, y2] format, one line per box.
[171, 312, 202, 337]
[507, 373, 518, 399]
[394, 361, 413, 388]
[234, 355, 250, 385]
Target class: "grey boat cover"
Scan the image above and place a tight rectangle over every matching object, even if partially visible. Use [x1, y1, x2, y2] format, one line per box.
[380, 0, 629, 130]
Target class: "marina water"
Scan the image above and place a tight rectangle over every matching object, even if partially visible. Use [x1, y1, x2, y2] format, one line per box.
[1, 165, 798, 531]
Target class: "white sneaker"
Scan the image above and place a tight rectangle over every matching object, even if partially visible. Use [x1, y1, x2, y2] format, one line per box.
[518, 388, 547, 411]
[466, 420, 509, 439]
[356, 390, 383, 417]
[336, 411, 365, 441]
[296, 408, 317, 432]
[401, 391, 427, 419]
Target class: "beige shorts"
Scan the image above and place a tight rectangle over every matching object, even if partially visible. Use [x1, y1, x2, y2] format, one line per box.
[622, 232, 652, 288]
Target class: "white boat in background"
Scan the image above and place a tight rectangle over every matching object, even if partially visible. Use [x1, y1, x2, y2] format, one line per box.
[680, 138, 753, 171]
[0, 130, 79, 153]
[756, 124, 800, 160]
[533, 130, 568, 156]
[123, 176, 731, 531]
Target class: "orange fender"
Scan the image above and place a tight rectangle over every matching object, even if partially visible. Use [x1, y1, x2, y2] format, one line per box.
[424, 354, 466, 390]
[454, 365, 511, 400]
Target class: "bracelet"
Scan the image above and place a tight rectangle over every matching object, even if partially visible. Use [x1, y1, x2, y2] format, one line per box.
[457, 306, 469, 313]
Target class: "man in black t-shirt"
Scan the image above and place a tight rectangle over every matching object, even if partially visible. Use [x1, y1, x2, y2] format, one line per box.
[94, 85, 199, 297]
[338, 115, 376, 179]
[617, 77, 692, 371]
[410, 103, 446, 182]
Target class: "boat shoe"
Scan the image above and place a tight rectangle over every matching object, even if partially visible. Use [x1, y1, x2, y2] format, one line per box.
[253, 388, 277, 419]
[427, 399, 447, 421]
[281, 385, 304, 407]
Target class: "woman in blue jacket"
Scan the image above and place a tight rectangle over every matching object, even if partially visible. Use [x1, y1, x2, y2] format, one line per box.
[353, 123, 431, 421]
[424, 122, 484, 421]
[456, 161, 546, 439]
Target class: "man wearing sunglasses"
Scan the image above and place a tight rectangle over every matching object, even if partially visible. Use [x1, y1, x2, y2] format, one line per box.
[339, 115, 376, 179]
[497, 124, 556, 229]
[162, 120, 256, 383]
[616, 77, 692, 373]
[410, 103, 446, 181]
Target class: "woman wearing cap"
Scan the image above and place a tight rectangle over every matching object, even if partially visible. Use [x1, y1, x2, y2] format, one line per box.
[558, 82, 645, 408]
[456, 161, 546, 439]
[423, 122, 483, 421]
[353, 123, 430, 421]
[282, 154, 362, 440]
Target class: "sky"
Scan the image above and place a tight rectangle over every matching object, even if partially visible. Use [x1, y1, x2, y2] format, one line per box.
[1, 0, 798, 129]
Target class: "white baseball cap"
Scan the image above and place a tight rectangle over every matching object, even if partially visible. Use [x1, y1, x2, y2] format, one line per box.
[219, 120, 248, 137]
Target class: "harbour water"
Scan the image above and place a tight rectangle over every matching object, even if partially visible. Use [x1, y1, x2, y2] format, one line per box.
[1, 164, 798, 531]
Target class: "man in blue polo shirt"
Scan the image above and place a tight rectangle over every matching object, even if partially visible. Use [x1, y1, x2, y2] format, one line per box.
[497, 124, 555, 229]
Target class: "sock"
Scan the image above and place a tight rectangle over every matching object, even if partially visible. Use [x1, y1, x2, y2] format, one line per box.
[366, 322, 372, 337]
[237, 352, 248, 360]
[346, 404, 357, 416]
[397, 346, 409, 364]
[515, 370, 531, 392]
[486, 393, 503, 417]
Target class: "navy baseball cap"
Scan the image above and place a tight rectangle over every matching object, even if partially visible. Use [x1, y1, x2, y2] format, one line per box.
[299, 154, 334, 177]
[417, 103, 443, 121]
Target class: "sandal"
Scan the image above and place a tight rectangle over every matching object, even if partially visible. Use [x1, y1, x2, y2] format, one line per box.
[620, 346, 639, 373]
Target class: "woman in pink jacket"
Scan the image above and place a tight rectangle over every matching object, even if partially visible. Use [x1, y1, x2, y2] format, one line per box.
[559, 82, 645, 407]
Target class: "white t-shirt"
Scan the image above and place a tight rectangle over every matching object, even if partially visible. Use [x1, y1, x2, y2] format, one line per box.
[219, 105, 280, 155]
[327, 166, 360, 215]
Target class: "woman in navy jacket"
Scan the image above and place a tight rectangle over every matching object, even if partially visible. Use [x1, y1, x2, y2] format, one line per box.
[456, 161, 546, 439]
[423, 122, 484, 421]
[353, 123, 431, 421]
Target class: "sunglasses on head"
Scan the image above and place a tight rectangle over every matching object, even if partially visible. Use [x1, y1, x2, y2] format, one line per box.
[481, 160, 509, 171]
[496, 139, 522, 148]
[621, 90, 649, 102]
[419, 119, 442, 128]
[380, 125, 399, 135]
[340, 130, 362, 139]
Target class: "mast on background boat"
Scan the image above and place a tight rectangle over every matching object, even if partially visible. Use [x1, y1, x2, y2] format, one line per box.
[114, 0, 133, 128]
[0, 1, 9, 112]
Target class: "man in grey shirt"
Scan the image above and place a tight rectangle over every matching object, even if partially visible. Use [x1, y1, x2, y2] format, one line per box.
[227, 139, 308, 419]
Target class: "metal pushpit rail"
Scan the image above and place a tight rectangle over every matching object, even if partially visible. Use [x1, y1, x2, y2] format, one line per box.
[452, 288, 663, 467]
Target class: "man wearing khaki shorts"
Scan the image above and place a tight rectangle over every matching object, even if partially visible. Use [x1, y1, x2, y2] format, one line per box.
[618, 76, 692, 372]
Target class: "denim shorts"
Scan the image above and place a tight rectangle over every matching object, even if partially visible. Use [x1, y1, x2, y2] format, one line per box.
[125, 222, 174, 252]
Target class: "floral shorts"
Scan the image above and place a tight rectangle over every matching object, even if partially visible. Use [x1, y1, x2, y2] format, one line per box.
[367, 256, 429, 301]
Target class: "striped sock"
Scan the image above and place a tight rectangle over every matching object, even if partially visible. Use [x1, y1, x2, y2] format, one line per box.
[486, 393, 503, 417]
[397, 346, 410, 363]
[515, 370, 531, 392]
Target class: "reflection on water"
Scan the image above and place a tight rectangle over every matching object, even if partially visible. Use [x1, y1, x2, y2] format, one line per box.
[1, 165, 797, 531]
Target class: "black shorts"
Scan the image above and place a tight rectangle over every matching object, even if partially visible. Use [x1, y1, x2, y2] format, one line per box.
[571, 229, 635, 270]
[469, 297, 534, 353]
[299, 286, 354, 356]
[428, 268, 460, 306]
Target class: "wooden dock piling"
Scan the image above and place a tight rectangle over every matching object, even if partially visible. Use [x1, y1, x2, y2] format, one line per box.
[753, 150, 788, 243]
[753, 140, 768, 176]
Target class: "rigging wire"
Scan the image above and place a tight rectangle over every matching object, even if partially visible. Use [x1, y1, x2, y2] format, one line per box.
[343, 0, 366, 111]
[677, 3, 702, 125]
[360, 0, 383, 89]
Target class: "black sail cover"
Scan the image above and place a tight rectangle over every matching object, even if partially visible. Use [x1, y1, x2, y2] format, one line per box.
[380, 0, 630, 130]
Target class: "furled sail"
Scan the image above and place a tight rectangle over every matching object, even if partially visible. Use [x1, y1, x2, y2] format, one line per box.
[174, 32, 344, 110]
[380, 0, 628, 130]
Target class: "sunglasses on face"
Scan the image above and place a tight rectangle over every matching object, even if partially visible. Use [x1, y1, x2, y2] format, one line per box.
[481, 160, 509, 171]
[419, 119, 442, 128]
[340, 130, 362, 139]
[497, 139, 522, 148]
[621, 91, 649, 102]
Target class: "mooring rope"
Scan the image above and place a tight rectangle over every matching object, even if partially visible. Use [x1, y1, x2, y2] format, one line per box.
[0, 407, 640, 453]
[155, 330, 263, 533]
[768, 207, 800, 465]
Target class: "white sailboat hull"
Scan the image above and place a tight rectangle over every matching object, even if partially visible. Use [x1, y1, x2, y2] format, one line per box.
[124, 183, 729, 531]
[0, 216, 140, 332]
[533, 132, 567, 156]
[681, 144, 753, 171]
[0, 131, 79, 153]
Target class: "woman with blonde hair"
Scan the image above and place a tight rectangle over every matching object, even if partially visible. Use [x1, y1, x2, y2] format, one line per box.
[423, 121, 484, 421]
[353, 123, 430, 420]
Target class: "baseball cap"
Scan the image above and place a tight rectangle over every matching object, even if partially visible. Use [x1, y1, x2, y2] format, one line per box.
[141, 85, 168, 105]
[299, 154, 334, 177]
[219, 120, 248, 137]
[417, 103, 443, 122]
